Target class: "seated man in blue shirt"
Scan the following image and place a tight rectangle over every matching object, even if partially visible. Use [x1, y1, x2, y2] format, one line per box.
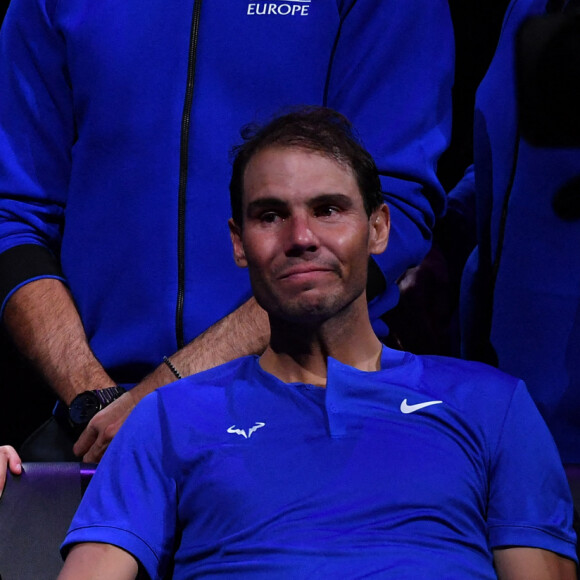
[57, 107, 577, 579]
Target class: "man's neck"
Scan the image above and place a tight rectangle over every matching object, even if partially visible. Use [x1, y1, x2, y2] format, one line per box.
[259, 312, 383, 386]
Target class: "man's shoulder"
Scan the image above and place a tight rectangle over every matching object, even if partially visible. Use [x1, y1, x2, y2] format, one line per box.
[412, 352, 524, 411]
[380, 346, 521, 393]
[383, 352, 535, 453]
[130, 356, 263, 438]
[419, 353, 519, 384]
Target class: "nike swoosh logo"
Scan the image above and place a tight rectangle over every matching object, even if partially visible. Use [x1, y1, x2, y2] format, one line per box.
[400, 399, 443, 414]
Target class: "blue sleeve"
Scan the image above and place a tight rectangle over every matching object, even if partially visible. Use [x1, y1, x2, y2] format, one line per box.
[487, 380, 577, 561]
[61, 393, 178, 580]
[0, 0, 74, 313]
[447, 165, 476, 228]
[327, 0, 454, 322]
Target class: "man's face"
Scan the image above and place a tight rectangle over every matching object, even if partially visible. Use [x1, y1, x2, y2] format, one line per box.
[229, 146, 389, 325]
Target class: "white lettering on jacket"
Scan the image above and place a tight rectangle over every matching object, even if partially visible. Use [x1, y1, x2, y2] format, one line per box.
[247, 1, 310, 16]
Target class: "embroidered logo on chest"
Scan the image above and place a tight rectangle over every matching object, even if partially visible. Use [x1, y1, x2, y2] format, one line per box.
[227, 422, 266, 439]
[400, 399, 443, 414]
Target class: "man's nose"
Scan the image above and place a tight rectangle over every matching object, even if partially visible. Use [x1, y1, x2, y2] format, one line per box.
[285, 214, 319, 254]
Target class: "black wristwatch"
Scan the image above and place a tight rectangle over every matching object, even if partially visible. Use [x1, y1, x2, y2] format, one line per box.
[68, 385, 127, 431]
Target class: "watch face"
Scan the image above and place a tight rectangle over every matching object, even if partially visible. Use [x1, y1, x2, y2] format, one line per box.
[69, 392, 102, 426]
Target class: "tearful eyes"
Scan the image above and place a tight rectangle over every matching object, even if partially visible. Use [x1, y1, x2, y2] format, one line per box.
[259, 211, 282, 224]
[314, 205, 341, 217]
[257, 205, 341, 224]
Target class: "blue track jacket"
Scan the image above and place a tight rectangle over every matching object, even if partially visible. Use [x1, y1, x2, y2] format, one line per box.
[0, 0, 453, 385]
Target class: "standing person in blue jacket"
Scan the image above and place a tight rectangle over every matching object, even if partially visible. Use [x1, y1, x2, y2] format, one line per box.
[442, 0, 580, 464]
[57, 106, 577, 580]
[0, 0, 454, 462]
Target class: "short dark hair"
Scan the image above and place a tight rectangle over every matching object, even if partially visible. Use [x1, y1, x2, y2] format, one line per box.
[229, 106, 383, 226]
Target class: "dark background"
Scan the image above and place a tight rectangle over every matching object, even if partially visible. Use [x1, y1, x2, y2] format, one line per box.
[0, 1, 511, 449]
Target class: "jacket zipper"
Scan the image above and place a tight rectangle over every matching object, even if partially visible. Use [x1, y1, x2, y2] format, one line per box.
[176, 0, 203, 350]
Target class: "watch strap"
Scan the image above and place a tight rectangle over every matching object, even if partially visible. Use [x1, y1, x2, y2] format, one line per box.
[91, 385, 127, 406]
[66, 385, 127, 432]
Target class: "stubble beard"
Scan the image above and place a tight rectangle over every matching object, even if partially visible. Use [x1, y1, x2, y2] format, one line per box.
[255, 275, 367, 328]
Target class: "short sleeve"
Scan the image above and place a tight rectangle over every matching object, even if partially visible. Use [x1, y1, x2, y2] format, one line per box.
[487, 380, 577, 561]
[61, 392, 178, 580]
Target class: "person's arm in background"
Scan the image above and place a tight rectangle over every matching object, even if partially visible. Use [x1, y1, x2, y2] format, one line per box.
[2, 258, 268, 465]
[3, 275, 268, 463]
[74, 297, 268, 461]
[324, 0, 455, 332]
[382, 165, 477, 354]
[0, 0, 86, 402]
[0, 0, 103, 446]
[3, 275, 269, 465]
[3, 279, 117, 407]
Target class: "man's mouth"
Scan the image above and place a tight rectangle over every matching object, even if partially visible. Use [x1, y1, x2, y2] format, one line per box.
[278, 264, 335, 280]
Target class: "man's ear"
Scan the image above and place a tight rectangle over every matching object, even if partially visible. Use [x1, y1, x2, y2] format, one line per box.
[369, 204, 390, 255]
[228, 218, 248, 268]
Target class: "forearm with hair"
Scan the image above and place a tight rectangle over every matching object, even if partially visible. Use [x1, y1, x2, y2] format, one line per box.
[129, 297, 269, 403]
[3, 278, 114, 405]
